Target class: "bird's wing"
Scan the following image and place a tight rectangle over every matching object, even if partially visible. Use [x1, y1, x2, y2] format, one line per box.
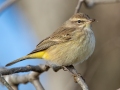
[28, 27, 76, 54]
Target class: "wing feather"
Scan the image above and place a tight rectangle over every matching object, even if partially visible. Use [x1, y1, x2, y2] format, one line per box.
[28, 27, 75, 54]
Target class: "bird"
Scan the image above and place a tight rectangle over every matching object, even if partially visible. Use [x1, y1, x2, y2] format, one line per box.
[6, 13, 95, 68]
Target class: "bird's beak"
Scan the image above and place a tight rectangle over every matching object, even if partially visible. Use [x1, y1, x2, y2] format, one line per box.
[85, 19, 95, 28]
[89, 19, 95, 23]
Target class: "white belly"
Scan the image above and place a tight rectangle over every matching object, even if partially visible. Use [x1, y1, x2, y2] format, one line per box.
[75, 32, 95, 64]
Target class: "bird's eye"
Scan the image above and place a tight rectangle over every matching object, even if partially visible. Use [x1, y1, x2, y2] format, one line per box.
[77, 20, 81, 23]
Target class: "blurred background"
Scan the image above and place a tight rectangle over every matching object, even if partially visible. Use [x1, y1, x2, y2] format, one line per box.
[0, 0, 120, 90]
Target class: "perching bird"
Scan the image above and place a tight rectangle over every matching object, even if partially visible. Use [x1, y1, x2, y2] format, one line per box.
[6, 13, 95, 67]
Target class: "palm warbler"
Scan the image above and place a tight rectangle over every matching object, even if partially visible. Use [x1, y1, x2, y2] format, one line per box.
[6, 13, 95, 67]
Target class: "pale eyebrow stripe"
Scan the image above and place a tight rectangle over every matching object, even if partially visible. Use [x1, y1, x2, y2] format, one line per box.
[71, 18, 87, 22]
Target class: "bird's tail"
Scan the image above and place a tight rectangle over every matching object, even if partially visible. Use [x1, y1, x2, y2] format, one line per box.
[6, 55, 33, 66]
[6, 51, 46, 66]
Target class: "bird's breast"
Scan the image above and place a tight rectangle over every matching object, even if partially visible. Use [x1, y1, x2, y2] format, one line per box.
[71, 30, 95, 64]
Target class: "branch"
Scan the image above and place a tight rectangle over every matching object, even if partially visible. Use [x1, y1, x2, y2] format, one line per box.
[0, 74, 14, 90]
[75, 0, 120, 11]
[74, 76, 88, 90]
[1, 64, 50, 75]
[0, 65, 49, 90]
[1, 64, 88, 90]
[65, 65, 89, 90]
[85, 0, 120, 7]
[74, 0, 84, 14]
[4, 72, 45, 90]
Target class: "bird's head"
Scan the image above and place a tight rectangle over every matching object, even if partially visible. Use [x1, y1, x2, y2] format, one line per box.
[66, 13, 95, 29]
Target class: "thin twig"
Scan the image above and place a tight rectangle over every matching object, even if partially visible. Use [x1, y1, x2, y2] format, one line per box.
[0, 74, 14, 90]
[85, 0, 120, 7]
[74, 0, 84, 14]
[74, 76, 88, 90]
[1, 64, 50, 75]
[31, 72, 45, 90]
[65, 65, 89, 90]
[4, 72, 45, 90]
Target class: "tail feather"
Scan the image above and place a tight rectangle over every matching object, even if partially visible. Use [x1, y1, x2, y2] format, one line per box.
[6, 55, 32, 66]
[6, 51, 46, 66]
